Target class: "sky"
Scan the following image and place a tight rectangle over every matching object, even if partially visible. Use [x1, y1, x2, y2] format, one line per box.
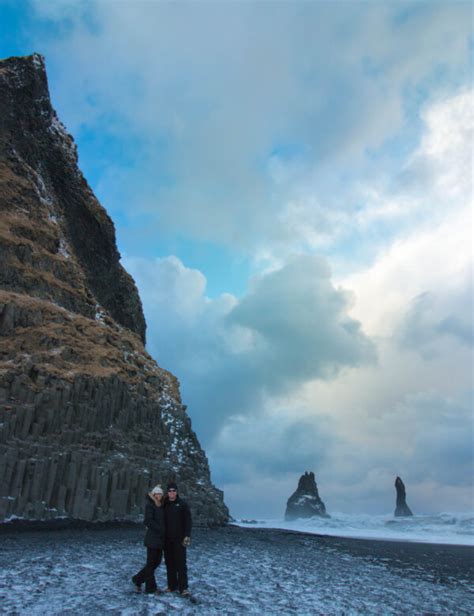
[1, 0, 472, 518]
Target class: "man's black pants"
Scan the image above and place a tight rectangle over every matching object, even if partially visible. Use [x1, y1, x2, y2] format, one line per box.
[164, 538, 188, 592]
[133, 547, 162, 593]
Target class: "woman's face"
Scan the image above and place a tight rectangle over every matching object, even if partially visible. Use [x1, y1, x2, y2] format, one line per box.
[153, 492, 163, 505]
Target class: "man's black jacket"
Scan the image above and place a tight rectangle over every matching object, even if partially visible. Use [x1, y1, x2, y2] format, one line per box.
[164, 496, 192, 540]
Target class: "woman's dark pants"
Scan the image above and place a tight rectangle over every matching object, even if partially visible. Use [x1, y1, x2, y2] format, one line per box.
[133, 548, 162, 593]
[164, 539, 188, 592]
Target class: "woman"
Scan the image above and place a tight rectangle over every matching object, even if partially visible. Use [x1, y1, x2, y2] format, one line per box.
[132, 485, 165, 594]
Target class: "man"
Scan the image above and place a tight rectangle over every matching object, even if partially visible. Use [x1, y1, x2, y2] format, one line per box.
[163, 481, 192, 596]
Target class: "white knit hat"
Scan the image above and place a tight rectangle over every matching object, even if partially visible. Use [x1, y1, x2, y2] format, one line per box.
[151, 485, 163, 495]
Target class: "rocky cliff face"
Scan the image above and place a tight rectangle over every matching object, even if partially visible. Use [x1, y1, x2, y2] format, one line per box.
[0, 54, 229, 525]
[285, 471, 330, 520]
[394, 476, 413, 517]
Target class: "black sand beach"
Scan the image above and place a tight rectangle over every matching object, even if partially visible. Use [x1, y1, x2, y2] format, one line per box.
[0, 522, 473, 614]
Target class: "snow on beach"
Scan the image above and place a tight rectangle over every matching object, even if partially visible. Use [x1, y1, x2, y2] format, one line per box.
[1, 523, 473, 615]
[236, 511, 474, 546]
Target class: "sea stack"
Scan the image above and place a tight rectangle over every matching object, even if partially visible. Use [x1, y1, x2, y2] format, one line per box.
[285, 471, 330, 520]
[0, 53, 229, 525]
[394, 476, 413, 517]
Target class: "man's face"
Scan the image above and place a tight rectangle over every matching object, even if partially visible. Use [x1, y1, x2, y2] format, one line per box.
[168, 488, 177, 501]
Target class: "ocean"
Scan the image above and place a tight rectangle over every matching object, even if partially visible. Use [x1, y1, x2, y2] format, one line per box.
[236, 511, 474, 546]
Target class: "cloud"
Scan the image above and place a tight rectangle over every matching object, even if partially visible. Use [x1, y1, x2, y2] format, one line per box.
[398, 282, 473, 358]
[263, 88, 473, 270]
[213, 385, 473, 517]
[397, 391, 473, 487]
[125, 255, 235, 376]
[408, 90, 473, 204]
[343, 212, 472, 339]
[227, 255, 376, 385]
[211, 411, 335, 482]
[343, 90, 473, 337]
[30, 0, 472, 257]
[209, 404, 338, 518]
[125, 84, 472, 515]
[126, 253, 374, 443]
[288, 356, 474, 514]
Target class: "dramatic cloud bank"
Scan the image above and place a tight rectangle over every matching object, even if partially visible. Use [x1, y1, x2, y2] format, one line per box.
[127, 86, 473, 516]
[126, 253, 375, 441]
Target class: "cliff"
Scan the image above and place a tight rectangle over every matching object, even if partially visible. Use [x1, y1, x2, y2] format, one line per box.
[285, 471, 329, 520]
[0, 53, 228, 525]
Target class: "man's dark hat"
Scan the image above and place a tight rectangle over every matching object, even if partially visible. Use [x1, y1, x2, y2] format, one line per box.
[167, 481, 178, 491]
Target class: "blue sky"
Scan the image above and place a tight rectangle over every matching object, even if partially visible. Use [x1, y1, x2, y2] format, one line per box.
[1, 0, 472, 517]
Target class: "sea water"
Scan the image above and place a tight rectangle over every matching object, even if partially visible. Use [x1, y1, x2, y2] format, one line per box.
[236, 511, 474, 545]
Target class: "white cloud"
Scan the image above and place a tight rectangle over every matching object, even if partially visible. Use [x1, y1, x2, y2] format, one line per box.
[31, 0, 472, 255]
[416, 91, 473, 198]
[343, 90, 473, 337]
[344, 213, 472, 337]
[390, 90, 473, 219]
[126, 253, 374, 445]
[125, 256, 235, 377]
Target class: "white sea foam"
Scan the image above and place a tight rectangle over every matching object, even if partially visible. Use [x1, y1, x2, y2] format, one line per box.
[236, 511, 474, 545]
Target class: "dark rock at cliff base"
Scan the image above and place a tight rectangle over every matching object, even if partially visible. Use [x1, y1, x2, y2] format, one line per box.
[285, 471, 330, 520]
[394, 476, 413, 517]
[0, 53, 229, 526]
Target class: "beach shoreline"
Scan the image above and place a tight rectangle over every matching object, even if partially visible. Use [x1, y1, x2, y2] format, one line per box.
[2, 515, 473, 548]
[1, 523, 473, 613]
[232, 521, 474, 547]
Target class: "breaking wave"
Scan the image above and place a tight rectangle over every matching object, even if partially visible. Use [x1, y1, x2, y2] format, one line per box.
[236, 512, 474, 545]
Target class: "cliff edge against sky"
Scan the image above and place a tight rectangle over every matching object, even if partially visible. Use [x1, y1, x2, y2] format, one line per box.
[0, 53, 228, 525]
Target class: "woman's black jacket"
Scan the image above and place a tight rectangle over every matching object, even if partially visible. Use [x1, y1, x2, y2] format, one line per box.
[143, 495, 165, 549]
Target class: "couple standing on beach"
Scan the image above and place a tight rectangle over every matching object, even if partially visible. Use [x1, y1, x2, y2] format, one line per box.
[132, 481, 192, 597]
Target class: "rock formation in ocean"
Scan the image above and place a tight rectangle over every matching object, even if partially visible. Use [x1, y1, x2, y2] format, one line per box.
[285, 471, 330, 520]
[0, 53, 229, 525]
[394, 476, 413, 517]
